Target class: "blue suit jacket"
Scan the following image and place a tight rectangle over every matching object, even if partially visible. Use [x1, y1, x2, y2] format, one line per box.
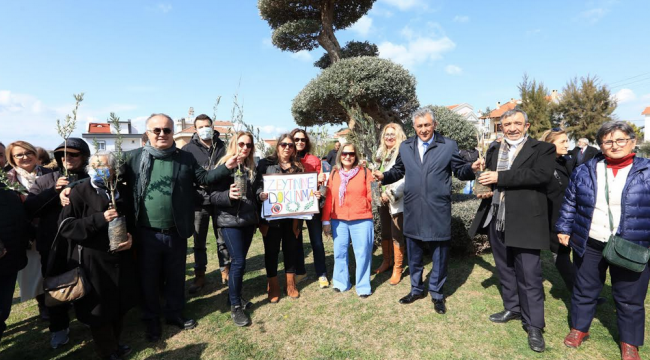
[382, 132, 475, 241]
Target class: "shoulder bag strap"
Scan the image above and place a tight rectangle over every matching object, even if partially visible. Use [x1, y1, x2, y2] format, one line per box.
[603, 162, 615, 235]
[45, 217, 75, 277]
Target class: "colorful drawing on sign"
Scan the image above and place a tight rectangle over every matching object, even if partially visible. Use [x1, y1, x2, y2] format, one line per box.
[262, 172, 320, 219]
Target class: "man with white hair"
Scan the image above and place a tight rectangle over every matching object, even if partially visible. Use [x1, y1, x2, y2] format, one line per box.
[570, 138, 598, 166]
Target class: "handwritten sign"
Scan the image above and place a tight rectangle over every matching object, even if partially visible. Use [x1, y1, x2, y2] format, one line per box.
[262, 172, 319, 219]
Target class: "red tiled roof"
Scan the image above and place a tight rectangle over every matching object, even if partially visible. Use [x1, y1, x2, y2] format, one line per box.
[447, 104, 459, 110]
[481, 101, 518, 119]
[335, 129, 350, 137]
[178, 124, 233, 134]
[88, 123, 111, 134]
[213, 120, 233, 126]
[642, 107, 650, 115]
[264, 139, 277, 147]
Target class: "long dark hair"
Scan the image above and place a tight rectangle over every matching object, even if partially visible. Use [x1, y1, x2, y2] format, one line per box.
[267, 133, 304, 173]
[289, 128, 311, 155]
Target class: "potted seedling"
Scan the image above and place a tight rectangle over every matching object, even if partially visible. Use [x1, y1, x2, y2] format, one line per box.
[93, 113, 127, 251]
[56, 93, 84, 182]
[473, 130, 492, 196]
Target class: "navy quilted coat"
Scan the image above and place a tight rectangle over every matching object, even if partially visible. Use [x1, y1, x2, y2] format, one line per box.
[555, 154, 650, 257]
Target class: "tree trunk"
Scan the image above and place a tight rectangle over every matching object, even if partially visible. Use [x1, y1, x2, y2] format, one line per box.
[317, 0, 341, 64]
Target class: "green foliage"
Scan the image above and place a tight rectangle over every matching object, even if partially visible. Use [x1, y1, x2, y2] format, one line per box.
[214, 93, 267, 157]
[627, 121, 644, 142]
[0, 169, 27, 194]
[314, 40, 378, 69]
[345, 104, 380, 165]
[518, 74, 554, 139]
[56, 93, 84, 177]
[639, 142, 650, 158]
[425, 105, 478, 150]
[556, 75, 616, 141]
[258, 0, 376, 60]
[307, 125, 330, 158]
[451, 193, 489, 255]
[92, 112, 125, 209]
[292, 56, 419, 127]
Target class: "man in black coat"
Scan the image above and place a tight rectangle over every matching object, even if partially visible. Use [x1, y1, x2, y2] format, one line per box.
[325, 141, 340, 166]
[24, 138, 90, 349]
[0, 187, 28, 343]
[181, 114, 229, 293]
[570, 138, 598, 166]
[374, 107, 480, 315]
[469, 109, 555, 352]
[122, 113, 238, 342]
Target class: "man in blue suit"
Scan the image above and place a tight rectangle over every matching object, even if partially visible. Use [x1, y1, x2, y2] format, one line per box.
[374, 107, 481, 314]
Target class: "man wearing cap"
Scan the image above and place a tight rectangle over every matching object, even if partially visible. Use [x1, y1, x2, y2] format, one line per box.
[25, 137, 91, 349]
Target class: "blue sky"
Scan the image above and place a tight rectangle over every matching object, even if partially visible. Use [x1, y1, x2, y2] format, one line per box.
[1, 0, 649, 149]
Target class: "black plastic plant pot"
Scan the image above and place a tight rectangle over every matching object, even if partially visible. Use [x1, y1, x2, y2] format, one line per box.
[234, 173, 247, 200]
[108, 216, 128, 251]
[473, 171, 492, 196]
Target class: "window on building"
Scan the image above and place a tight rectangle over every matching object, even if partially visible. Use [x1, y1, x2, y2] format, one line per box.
[96, 141, 106, 150]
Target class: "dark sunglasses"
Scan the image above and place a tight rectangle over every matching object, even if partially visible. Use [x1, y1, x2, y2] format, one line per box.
[279, 142, 295, 149]
[64, 152, 82, 158]
[341, 152, 356, 157]
[551, 127, 563, 132]
[293, 138, 307, 143]
[148, 127, 172, 135]
[238, 142, 253, 149]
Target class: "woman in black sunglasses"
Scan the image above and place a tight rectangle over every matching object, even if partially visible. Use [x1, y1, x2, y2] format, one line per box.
[254, 134, 305, 302]
[289, 128, 329, 289]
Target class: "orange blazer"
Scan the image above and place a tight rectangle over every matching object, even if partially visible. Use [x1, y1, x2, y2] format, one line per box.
[322, 166, 373, 222]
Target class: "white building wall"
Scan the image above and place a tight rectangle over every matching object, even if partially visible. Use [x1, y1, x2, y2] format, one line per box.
[645, 114, 650, 143]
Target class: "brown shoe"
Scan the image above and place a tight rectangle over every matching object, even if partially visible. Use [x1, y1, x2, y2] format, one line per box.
[374, 240, 393, 274]
[285, 273, 300, 299]
[188, 270, 206, 294]
[621, 342, 640, 360]
[564, 328, 589, 348]
[389, 243, 405, 285]
[221, 265, 230, 285]
[267, 277, 280, 303]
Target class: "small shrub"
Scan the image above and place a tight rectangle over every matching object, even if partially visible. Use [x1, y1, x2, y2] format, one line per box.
[451, 194, 489, 255]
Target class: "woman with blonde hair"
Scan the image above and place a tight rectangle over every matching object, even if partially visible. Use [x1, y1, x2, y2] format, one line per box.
[212, 131, 258, 326]
[323, 142, 374, 297]
[5, 140, 52, 319]
[374, 123, 408, 285]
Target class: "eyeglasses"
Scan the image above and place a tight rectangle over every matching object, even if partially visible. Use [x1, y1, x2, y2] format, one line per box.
[293, 138, 307, 143]
[64, 152, 82, 158]
[13, 151, 35, 159]
[341, 152, 356, 158]
[147, 127, 172, 135]
[601, 138, 631, 148]
[384, 134, 396, 138]
[279, 142, 295, 149]
[238, 142, 253, 149]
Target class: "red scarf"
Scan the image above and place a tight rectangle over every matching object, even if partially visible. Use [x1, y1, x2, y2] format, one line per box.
[605, 153, 635, 177]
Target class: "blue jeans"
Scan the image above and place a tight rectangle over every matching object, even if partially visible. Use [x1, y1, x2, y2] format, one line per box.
[220, 226, 255, 306]
[331, 219, 373, 296]
[296, 213, 328, 277]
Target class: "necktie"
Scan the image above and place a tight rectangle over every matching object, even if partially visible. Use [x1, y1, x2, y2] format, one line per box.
[421, 142, 429, 161]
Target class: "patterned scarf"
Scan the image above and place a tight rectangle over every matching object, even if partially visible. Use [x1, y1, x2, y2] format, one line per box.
[14, 166, 42, 190]
[491, 136, 528, 232]
[338, 166, 360, 206]
[136, 142, 177, 206]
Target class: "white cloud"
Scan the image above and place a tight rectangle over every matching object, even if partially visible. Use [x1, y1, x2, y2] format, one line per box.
[445, 65, 462, 75]
[350, 16, 373, 36]
[453, 15, 469, 23]
[614, 88, 637, 104]
[381, 0, 427, 11]
[258, 125, 288, 136]
[379, 36, 455, 69]
[157, 3, 172, 13]
[290, 50, 313, 62]
[642, 93, 650, 101]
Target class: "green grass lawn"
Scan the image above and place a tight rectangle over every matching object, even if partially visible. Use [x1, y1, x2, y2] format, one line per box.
[1, 227, 647, 360]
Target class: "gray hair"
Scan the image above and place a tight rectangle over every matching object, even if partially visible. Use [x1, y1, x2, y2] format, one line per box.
[145, 113, 174, 129]
[411, 107, 437, 124]
[578, 138, 589, 144]
[500, 109, 528, 124]
[87, 151, 116, 172]
[595, 121, 636, 145]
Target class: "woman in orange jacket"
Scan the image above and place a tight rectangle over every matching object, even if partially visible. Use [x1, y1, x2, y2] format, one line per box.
[322, 143, 374, 298]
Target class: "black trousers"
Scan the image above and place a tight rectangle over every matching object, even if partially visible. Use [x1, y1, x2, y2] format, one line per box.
[489, 220, 545, 329]
[138, 227, 187, 321]
[90, 316, 124, 358]
[572, 239, 650, 346]
[0, 271, 17, 343]
[263, 221, 297, 277]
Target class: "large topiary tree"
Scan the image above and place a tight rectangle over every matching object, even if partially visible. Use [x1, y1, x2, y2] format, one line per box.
[292, 57, 419, 128]
[259, 0, 419, 129]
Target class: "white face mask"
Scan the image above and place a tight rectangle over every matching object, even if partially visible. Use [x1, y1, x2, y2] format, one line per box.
[197, 127, 214, 140]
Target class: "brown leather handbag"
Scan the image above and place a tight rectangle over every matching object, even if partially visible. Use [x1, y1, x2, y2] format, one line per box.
[43, 218, 92, 307]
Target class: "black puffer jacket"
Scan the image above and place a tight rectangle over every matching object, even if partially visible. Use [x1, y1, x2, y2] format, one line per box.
[210, 170, 258, 228]
[0, 187, 28, 275]
[182, 132, 226, 206]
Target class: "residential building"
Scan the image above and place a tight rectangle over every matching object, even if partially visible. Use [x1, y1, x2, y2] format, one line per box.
[447, 103, 484, 135]
[479, 98, 522, 146]
[82, 120, 144, 152]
